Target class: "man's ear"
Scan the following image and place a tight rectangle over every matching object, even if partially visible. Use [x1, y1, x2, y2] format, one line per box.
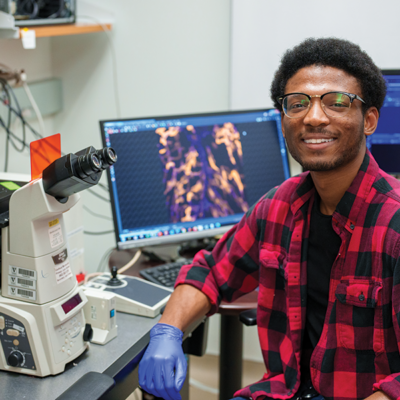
[280, 111, 286, 139]
[364, 107, 379, 137]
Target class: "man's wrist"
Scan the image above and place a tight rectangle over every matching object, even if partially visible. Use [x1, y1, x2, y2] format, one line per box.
[151, 323, 184, 341]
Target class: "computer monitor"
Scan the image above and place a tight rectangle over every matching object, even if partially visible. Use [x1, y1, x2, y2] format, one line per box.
[100, 109, 290, 250]
[367, 70, 400, 174]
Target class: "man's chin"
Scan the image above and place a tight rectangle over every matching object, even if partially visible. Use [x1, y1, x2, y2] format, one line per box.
[297, 157, 342, 172]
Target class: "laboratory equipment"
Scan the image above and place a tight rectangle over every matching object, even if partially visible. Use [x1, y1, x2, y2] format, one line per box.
[83, 268, 172, 318]
[0, 144, 117, 376]
[83, 290, 117, 345]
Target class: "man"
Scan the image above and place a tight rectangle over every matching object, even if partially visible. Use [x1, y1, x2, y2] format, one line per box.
[139, 38, 400, 400]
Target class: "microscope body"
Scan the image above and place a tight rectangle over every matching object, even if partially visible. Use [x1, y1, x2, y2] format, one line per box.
[0, 145, 117, 377]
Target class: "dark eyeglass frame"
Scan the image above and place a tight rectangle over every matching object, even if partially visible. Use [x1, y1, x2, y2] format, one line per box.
[276, 91, 366, 118]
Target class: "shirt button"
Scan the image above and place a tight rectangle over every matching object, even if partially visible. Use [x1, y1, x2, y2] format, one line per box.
[359, 294, 365, 301]
[350, 223, 355, 230]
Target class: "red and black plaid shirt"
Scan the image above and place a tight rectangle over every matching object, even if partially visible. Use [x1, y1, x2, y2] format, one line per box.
[175, 150, 400, 400]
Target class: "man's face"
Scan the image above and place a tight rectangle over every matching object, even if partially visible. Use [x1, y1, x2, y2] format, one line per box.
[281, 65, 368, 172]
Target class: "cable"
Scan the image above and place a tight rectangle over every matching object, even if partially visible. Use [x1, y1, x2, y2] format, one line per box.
[86, 189, 110, 202]
[78, 15, 121, 118]
[83, 205, 112, 220]
[97, 247, 115, 272]
[84, 229, 114, 235]
[189, 378, 219, 395]
[117, 249, 142, 274]
[97, 182, 109, 192]
[82, 247, 115, 285]
[22, 80, 46, 137]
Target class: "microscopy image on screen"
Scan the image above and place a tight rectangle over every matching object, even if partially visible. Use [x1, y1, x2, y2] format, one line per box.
[155, 122, 249, 223]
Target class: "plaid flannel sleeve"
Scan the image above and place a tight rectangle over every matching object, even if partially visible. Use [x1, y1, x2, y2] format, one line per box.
[175, 192, 269, 315]
[373, 242, 400, 399]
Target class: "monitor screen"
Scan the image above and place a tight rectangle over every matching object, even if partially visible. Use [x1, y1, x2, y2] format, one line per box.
[367, 70, 400, 174]
[100, 109, 290, 250]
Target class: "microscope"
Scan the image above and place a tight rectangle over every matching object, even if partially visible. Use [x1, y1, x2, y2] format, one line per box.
[0, 145, 117, 377]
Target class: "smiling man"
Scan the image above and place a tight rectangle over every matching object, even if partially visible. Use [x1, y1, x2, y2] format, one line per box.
[139, 38, 400, 400]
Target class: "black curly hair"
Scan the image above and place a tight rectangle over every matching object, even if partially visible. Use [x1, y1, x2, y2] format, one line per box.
[270, 38, 386, 114]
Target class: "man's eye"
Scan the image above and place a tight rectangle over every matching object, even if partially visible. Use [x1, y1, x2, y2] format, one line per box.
[327, 102, 348, 108]
[289, 102, 307, 110]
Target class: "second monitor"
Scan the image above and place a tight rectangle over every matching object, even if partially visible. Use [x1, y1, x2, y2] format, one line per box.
[100, 109, 290, 250]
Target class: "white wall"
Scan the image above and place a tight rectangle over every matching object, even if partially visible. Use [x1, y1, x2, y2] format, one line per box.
[231, 0, 400, 109]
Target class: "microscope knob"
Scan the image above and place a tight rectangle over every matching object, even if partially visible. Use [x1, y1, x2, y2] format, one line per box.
[8, 351, 23, 367]
[83, 323, 93, 342]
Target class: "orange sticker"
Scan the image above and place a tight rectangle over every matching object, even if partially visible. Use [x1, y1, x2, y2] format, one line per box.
[30, 134, 61, 181]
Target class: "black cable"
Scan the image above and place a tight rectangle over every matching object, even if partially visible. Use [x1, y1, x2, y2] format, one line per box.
[97, 182, 109, 192]
[83, 205, 112, 220]
[84, 230, 114, 235]
[0, 83, 113, 204]
[86, 190, 110, 202]
[0, 81, 11, 171]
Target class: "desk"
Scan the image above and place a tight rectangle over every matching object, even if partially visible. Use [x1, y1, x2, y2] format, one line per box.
[1, 312, 159, 400]
[109, 249, 258, 400]
[0, 298, 204, 399]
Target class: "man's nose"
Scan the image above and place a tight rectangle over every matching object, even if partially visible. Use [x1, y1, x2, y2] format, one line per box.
[302, 99, 330, 126]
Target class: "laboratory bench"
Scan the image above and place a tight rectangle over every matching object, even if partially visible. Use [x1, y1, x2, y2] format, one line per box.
[1, 308, 206, 400]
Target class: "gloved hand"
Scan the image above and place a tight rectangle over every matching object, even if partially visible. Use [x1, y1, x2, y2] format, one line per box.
[139, 323, 187, 400]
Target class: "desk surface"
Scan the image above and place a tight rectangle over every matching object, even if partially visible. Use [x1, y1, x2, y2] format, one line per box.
[1, 311, 160, 400]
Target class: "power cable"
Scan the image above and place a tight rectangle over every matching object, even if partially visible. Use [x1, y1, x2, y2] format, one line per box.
[86, 190, 110, 202]
[22, 79, 46, 137]
[83, 204, 112, 220]
[84, 229, 114, 235]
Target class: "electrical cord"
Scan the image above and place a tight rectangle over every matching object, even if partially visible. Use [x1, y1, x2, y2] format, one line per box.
[22, 79, 46, 137]
[84, 248, 142, 284]
[84, 229, 114, 235]
[86, 190, 110, 202]
[117, 249, 142, 274]
[83, 205, 112, 220]
[0, 70, 112, 203]
[97, 247, 115, 272]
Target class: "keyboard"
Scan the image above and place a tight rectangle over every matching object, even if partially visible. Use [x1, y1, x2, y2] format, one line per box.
[139, 258, 193, 288]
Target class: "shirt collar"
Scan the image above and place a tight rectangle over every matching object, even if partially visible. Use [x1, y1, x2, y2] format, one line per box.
[290, 149, 379, 228]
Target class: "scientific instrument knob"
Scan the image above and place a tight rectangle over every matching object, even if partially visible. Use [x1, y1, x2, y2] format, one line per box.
[83, 323, 93, 342]
[8, 351, 23, 367]
[106, 266, 123, 286]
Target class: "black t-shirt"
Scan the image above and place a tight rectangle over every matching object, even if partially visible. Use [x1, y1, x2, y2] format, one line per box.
[302, 193, 342, 360]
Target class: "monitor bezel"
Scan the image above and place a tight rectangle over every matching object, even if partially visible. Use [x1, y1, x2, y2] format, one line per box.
[100, 108, 287, 250]
[381, 69, 400, 75]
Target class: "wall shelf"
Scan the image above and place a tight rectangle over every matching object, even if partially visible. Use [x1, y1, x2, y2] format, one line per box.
[18, 22, 112, 38]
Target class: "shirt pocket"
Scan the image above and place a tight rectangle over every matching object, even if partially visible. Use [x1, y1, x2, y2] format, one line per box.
[335, 279, 384, 353]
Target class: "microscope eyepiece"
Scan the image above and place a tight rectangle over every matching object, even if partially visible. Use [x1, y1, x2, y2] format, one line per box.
[43, 145, 118, 200]
[77, 152, 102, 178]
[97, 147, 118, 168]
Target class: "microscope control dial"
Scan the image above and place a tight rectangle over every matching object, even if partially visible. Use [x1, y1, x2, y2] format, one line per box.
[8, 350, 24, 367]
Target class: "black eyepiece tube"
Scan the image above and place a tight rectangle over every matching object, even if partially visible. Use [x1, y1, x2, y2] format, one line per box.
[76, 152, 102, 178]
[43, 145, 118, 201]
[97, 147, 118, 169]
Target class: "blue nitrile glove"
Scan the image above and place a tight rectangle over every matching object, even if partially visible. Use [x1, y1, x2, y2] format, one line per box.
[139, 323, 187, 400]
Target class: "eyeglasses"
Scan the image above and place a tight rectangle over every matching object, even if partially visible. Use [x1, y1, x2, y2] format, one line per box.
[277, 91, 365, 119]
